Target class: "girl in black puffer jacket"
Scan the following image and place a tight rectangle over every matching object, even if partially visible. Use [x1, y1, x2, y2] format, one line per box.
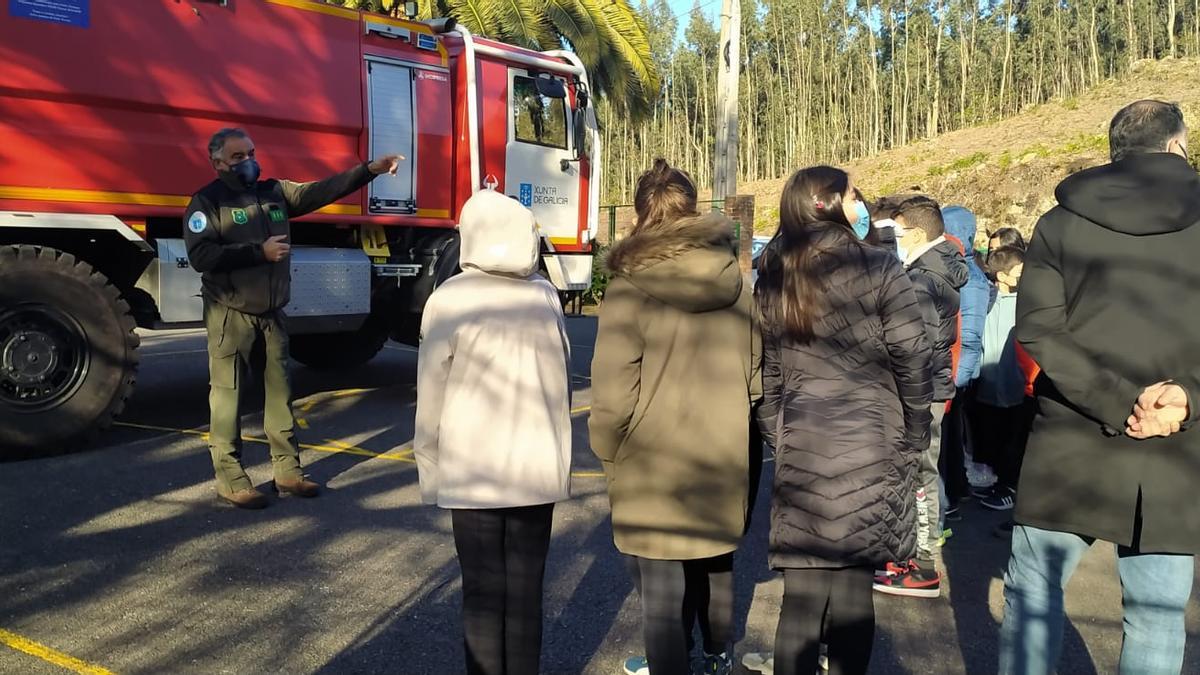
[755, 166, 933, 675]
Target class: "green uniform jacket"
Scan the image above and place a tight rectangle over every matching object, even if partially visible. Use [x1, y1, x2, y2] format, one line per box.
[183, 163, 375, 316]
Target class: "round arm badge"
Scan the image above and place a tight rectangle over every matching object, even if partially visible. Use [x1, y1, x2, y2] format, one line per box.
[187, 211, 208, 233]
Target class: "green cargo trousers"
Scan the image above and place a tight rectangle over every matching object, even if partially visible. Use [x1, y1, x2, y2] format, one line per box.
[204, 300, 303, 493]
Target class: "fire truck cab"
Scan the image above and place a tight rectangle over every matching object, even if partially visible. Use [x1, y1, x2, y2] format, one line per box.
[0, 0, 600, 455]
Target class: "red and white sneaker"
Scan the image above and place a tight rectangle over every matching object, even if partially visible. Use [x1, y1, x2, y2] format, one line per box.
[873, 560, 941, 598]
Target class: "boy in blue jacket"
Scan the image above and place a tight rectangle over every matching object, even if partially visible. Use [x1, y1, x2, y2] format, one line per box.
[940, 206, 992, 526]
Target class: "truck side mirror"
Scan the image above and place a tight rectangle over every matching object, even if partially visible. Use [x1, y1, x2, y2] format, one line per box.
[534, 76, 567, 100]
[573, 107, 589, 161]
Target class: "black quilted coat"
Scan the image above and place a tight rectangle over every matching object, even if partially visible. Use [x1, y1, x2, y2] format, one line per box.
[757, 224, 934, 569]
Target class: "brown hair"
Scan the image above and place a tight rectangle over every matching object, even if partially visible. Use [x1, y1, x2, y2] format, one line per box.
[756, 166, 859, 342]
[632, 159, 699, 235]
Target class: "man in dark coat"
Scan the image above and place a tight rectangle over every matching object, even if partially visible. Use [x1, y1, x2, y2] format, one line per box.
[999, 100, 1200, 674]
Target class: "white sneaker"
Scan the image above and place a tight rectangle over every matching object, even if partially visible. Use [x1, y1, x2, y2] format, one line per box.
[742, 652, 773, 674]
[741, 650, 827, 674]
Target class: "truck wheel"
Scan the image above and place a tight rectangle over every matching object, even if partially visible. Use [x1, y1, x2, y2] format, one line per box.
[392, 233, 461, 346]
[0, 246, 139, 458]
[289, 315, 388, 370]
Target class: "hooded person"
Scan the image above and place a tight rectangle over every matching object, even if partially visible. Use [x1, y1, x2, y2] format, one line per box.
[999, 100, 1200, 674]
[942, 206, 989, 389]
[414, 188, 572, 675]
[590, 159, 761, 675]
[939, 206, 993, 515]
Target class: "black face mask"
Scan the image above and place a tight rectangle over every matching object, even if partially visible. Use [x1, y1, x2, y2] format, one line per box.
[220, 158, 260, 189]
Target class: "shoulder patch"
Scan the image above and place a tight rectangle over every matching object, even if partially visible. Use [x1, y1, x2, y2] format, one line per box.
[187, 211, 207, 234]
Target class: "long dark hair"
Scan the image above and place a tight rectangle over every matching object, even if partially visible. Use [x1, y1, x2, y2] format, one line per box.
[632, 158, 699, 235]
[989, 227, 1026, 251]
[756, 166, 857, 342]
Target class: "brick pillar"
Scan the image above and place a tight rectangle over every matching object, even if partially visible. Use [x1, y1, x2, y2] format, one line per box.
[723, 194, 755, 275]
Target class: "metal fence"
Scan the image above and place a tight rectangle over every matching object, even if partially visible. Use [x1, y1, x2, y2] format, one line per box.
[597, 199, 730, 246]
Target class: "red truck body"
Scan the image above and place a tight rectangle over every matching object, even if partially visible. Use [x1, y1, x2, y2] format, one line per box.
[0, 0, 595, 250]
[0, 0, 599, 454]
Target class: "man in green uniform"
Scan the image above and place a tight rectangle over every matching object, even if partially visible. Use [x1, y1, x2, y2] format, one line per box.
[185, 127, 401, 509]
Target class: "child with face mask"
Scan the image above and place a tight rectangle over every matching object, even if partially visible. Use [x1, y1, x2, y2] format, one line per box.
[969, 246, 1033, 512]
[849, 188, 873, 240]
[869, 195, 969, 600]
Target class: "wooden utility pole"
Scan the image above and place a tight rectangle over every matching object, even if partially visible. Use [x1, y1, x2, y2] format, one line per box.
[713, 0, 740, 200]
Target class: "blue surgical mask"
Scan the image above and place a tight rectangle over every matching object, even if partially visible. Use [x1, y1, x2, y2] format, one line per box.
[851, 201, 871, 240]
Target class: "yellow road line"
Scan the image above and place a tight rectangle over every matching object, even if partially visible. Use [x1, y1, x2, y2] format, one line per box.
[0, 628, 115, 675]
[112, 421, 414, 462]
[140, 349, 209, 358]
[114, 421, 603, 478]
[296, 388, 374, 415]
[319, 438, 414, 463]
[115, 421, 209, 441]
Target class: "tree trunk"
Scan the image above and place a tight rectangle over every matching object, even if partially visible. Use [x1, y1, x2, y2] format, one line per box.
[1127, 0, 1138, 66]
[902, 0, 911, 146]
[1168, 0, 1177, 58]
[958, 0, 969, 128]
[1000, 0, 1013, 116]
[929, 0, 944, 138]
[868, 2, 883, 153]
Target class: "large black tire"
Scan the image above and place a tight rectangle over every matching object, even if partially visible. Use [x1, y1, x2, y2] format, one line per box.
[392, 233, 461, 347]
[289, 315, 388, 370]
[0, 245, 139, 459]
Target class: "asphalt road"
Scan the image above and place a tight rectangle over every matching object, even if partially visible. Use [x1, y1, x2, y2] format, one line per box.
[1, 317, 1197, 674]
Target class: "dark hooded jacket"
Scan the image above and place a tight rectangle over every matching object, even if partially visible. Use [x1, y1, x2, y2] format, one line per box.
[589, 212, 762, 560]
[1015, 152, 1200, 554]
[756, 223, 933, 569]
[907, 239, 969, 401]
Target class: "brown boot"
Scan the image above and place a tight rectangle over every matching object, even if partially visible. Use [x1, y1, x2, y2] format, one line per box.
[218, 487, 268, 510]
[273, 477, 320, 498]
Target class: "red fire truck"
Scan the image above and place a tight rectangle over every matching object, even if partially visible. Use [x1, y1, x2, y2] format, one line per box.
[0, 0, 600, 454]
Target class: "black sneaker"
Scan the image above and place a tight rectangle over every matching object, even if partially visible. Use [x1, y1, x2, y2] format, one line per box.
[970, 484, 994, 499]
[993, 519, 1016, 538]
[981, 486, 1016, 511]
[873, 560, 941, 598]
[945, 504, 963, 521]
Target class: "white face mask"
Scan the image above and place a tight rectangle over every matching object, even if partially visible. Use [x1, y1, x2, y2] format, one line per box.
[875, 218, 908, 262]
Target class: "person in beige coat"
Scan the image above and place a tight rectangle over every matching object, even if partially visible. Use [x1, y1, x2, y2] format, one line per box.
[415, 188, 572, 675]
[590, 159, 761, 675]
